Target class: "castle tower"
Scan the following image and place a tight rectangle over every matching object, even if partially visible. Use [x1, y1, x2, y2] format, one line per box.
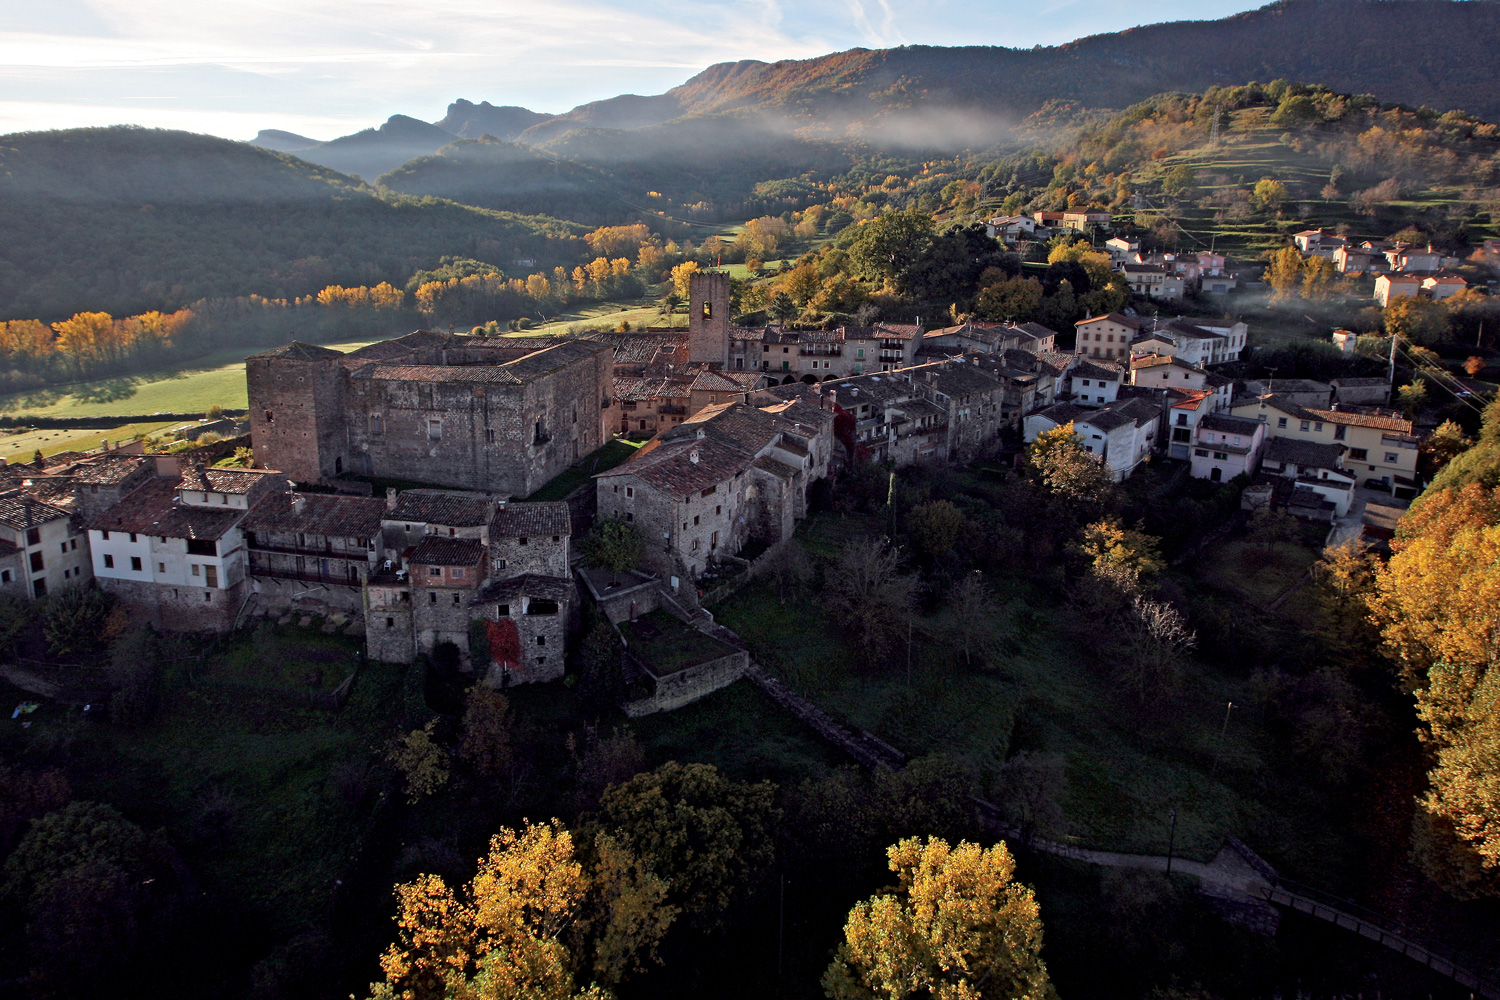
[688, 271, 730, 368]
[245, 342, 349, 484]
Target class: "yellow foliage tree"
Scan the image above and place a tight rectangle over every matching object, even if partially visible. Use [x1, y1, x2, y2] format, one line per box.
[370, 819, 674, 1000]
[823, 837, 1055, 1000]
[670, 262, 700, 301]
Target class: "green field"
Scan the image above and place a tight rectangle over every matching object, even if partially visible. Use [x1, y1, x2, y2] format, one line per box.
[0, 419, 181, 464]
[0, 335, 401, 423]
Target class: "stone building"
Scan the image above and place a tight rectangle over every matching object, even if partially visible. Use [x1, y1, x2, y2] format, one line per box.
[0, 490, 89, 598]
[247, 333, 613, 497]
[242, 491, 387, 613]
[489, 501, 571, 579]
[408, 536, 487, 658]
[595, 400, 833, 586]
[471, 574, 574, 685]
[382, 489, 497, 555]
[87, 468, 288, 631]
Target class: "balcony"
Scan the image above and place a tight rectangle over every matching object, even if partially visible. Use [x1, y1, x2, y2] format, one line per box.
[250, 566, 364, 587]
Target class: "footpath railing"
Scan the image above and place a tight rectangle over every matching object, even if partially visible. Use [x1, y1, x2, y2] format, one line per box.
[1261, 877, 1500, 998]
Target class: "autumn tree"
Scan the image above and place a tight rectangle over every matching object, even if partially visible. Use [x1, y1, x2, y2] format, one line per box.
[369, 819, 674, 1000]
[1028, 422, 1112, 513]
[1264, 246, 1305, 302]
[822, 836, 1055, 1000]
[847, 209, 936, 293]
[1078, 519, 1164, 583]
[1384, 295, 1450, 346]
[1251, 177, 1288, 213]
[1118, 594, 1196, 704]
[825, 538, 922, 668]
[387, 721, 450, 804]
[458, 685, 512, 782]
[1421, 419, 1473, 477]
[595, 761, 777, 928]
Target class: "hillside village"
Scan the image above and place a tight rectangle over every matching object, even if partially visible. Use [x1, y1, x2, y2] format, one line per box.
[0, 263, 1429, 718]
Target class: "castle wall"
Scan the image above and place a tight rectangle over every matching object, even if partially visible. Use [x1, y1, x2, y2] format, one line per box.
[688, 272, 730, 368]
[246, 356, 348, 484]
[97, 576, 246, 633]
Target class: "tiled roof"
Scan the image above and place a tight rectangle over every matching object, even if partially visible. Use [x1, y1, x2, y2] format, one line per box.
[1305, 407, 1412, 432]
[475, 573, 575, 604]
[916, 363, 1005, 397]
[243, 491, 386, 538]
[1032, 402, 1089, 426]
[752, 455, 799, 480]
[1199, 414, 1262, 435]
[66, 455, 152, 486]
[491, 501, 571, 537]
[0, 491, 71, 530]
[606, 436, 750, 498]
[1071, 361, 1122, 382]
[386, 489, 493, 527]
[246, 341, 344, 361]
[613, 376, 689, 402]
[409, 536, 486, 567]
[1265, 437, 1344, 469]
[1331, 377, 1390, 387]
[86, 478, 242, 540]
[1077, 313, 1140, 329]
[179, 466, 283, 494]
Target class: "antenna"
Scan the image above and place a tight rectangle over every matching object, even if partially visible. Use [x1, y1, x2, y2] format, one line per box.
[1210, 105, 1222, 147]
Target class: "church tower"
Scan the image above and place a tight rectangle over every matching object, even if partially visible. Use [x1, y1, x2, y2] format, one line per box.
[687, 271, 730, 368]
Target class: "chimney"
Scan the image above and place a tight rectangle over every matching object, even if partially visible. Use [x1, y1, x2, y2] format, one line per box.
[292, 493, 307, 515]
[689, 449, 699, 465]
[385, 487, 398, 511]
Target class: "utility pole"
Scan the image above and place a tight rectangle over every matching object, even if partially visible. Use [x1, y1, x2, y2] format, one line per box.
[1389, 332, 1398, 393]
[1210, 701, 1234, 778]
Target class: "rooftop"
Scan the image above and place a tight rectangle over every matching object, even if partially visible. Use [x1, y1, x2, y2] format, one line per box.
[0, 491, 71, 531]
[491, 501, 571, 538]
[386, 489, 494, 527]
[86, 478, 243, 541]
[243, 491, 386, 539]
[179, 466, 284, 495]
[409, 536, 487, 567]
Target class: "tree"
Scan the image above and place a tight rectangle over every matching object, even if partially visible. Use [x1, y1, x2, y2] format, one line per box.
[764, 540, 813, 605]
[768, 291, 799, 326]
[0, 762, 70, 856]
[1118, 595, 1196, 703]
[1397, 380, 1429, 414]
[369, 819, 674, 1000]
[822, 836, 1055, 1000]
[1384, 295, 1450, 346]
[908, 500, 968, 561]
[975, 275, 1043, 323]
[582, 520, 643, 576]
[458, 686, 512, 782]
[947, 572, 994, 667]
[387, 721, 450, 804]
[825, 538, 922, 668]
[1251, 177, 1288, 213]
[1264, 246, 1305, 302]
[1246, 506, 1299, 553]
[847, 209, 937, 292]
[574, 619, 626, 717]
[42, 585, 114, 659]
[1078, 519, 1164, 581]
[108, 625, 161, 727]
[995, 752, 1068, 847]
[596, 761, 777, 928]
[669, 261, 699, 301]
[1028, 422, 1112, 510]
[1422, 419, 1473, 477]
[570, 727, 645, 813]
[1161, 165, 1197, 201]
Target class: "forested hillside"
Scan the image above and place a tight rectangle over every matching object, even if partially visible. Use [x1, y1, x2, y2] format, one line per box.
[0, 128, 587, 320]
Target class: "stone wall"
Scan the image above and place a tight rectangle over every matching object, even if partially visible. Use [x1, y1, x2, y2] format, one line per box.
[246, 354, 348, 484]
[252, 575, 365, 614]
[412, 583, 476, 658]
[623, 648, 748, 716]
[97, 576, 247, 633]
[491, 535, 568, 578]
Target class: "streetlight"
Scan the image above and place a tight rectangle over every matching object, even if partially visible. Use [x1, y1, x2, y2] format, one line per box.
[1166, 807, 1178, 875]
[1209, 700, 1234, 778]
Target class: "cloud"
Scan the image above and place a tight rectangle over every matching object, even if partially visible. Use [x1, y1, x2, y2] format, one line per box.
[0, 0, 1268, 139]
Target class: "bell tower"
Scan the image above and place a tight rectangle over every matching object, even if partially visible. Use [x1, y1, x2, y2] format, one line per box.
[687, 271, 730, 368]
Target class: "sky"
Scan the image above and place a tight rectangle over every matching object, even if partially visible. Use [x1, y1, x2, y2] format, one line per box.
[0, 0, 1271, 141]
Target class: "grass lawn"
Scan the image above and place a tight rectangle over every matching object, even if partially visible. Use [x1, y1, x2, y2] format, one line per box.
[711, 524, 1359, 883]
[0, 419, 180, 463]
[0, 335, 400, 422]
[524, 437, 644, 501]
[1192, 539, 1319, 607]
[619, 609, 737, 675]
[0, 624, 406, 934]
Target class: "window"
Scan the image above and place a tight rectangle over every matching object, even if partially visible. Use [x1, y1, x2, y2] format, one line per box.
[69, 539, 77, 551]
[625, 513, 634, 522]
[715, 505, 722, 516]
[129, 533, 137, 543]
[59, 542, 65, 554]
[25, 528, 39, 546]
[701, 485, 716, 497]
[264, 410, 274, 423]
[1176, 414, 1187, 426]
[1194, 448, 1209, 457]
[1349, 448, 1368, 461]
[430, 592, 437, 603]
[429, 567, 442, 577]
[693, 515, 699, 526]
[158, 563, 165, 573]
[702, 300, 712, 319]
[205, 565, 217, 588]
[497, 559, 506, 570]
[528, 600, 558, 615]
[428, 418, 442, 441]
[625, 487, 633, 498]
[1384, 452, 1399, 464]
[204, 592, 212, 602]
[552, 535, 560, 543]
[1277, 417, 1287, 429]
[187, 539, 215, 556]
[192, 564, 200, 576]
[129, 556, 141, 572]
[1334, 425, 1346, 441]
[1314, 422, 1324, 432]
[386, 617, 394, 628]
[486, 428, 495, 444]
[1300, 420, 1310, 432]
[1, 570, 9, 583]
[453, 567, 465, 579]
[102, 531, 110, 540]
[103, 554, 114, 569]
[519, 537, 528, 546]
[537, 636, 546, 646]
[453, 593, 461, 605]
[369, 413, 383, 435]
